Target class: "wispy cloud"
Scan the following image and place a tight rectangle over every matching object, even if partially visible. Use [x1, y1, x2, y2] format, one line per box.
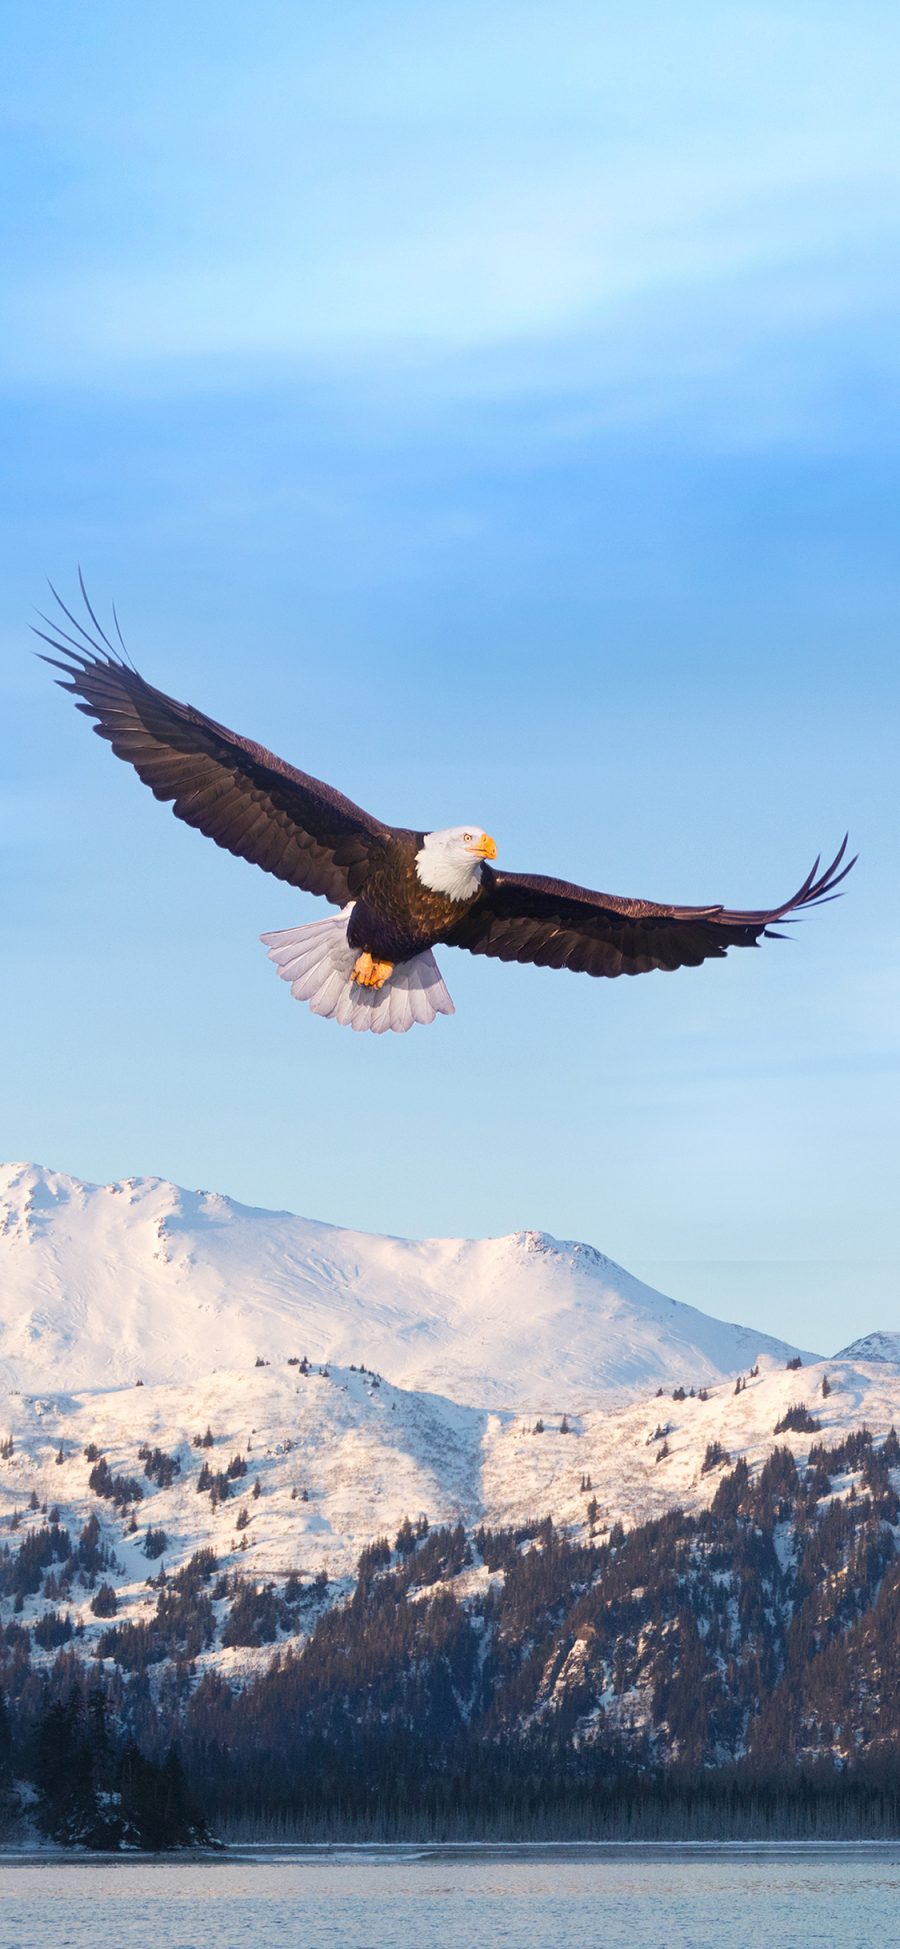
[6, 153, 898, 370]
[2, 3, 899, 409]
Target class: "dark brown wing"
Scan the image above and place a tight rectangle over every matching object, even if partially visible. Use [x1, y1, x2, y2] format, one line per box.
[36, 581, 393, 907]
[444, 842, 855, 978]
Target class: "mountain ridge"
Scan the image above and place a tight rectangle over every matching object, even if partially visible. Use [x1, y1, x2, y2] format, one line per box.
[0, 1160, 814, 1405]
[836, 1330, 900, 1365]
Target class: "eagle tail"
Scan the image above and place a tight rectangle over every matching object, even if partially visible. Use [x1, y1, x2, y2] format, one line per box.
[260, 908, 455, 1033]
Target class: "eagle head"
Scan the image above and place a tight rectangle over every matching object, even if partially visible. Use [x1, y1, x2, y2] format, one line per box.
[415, 825, 497, 901]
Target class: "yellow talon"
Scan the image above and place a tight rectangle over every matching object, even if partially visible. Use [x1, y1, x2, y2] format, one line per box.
[351, 953, 394, 990]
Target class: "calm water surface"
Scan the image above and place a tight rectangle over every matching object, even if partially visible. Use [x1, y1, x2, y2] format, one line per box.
[2, 1845, 899, 1949]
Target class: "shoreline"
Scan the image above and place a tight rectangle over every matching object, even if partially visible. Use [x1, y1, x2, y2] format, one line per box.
[4, 1837, 900, 1866]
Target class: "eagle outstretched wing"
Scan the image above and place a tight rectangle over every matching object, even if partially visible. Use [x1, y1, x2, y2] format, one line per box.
[35, 582, 391, 908]
[445, 843, 855, 978]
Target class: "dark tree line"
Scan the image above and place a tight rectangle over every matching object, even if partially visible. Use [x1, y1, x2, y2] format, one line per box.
[0, 1683, 206, 1849]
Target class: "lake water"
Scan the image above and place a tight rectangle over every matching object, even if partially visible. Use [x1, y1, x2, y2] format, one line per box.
[2, 1844, 899, 1948]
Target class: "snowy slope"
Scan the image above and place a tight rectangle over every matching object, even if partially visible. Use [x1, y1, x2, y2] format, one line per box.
[2, 1353, 899, 1676]
[0, 1162, 812, 1406]
[835, 1331, 900, 1365]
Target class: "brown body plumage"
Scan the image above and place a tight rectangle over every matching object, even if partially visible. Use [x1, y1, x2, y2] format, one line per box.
[348, 838, 480, 964]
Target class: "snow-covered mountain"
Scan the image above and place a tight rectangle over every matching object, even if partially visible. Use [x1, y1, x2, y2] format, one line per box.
[2, 1160, 899, 1727]
[835, 1331, 900, 1365]
[0, 1162, 811, 1407]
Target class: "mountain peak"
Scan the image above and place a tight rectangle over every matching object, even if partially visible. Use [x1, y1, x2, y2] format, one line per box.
[836, 1331, 900, 1365]
[509, 1228, 610, 1270]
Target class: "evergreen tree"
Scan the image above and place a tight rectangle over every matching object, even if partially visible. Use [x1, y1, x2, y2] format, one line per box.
[32, 1691, 117, 1848]
[0, 1689, 17, 1836]
[118, 1743, 208, 1849]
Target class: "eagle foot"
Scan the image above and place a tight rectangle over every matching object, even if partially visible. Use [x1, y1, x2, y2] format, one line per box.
[351, 952, 394, 990]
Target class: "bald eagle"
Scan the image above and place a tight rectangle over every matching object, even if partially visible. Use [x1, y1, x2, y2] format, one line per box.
[38, 583, 854, 1034]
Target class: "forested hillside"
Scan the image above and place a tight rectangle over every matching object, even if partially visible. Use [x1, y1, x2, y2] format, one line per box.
[4, 1424, 900, 1842]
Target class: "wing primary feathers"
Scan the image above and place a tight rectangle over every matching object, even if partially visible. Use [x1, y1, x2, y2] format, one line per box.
[77, 567, 122, 662]
[43, 572, 139, 677]
[111, 599, 139, 672]
[38, 575, 392, 909]
[45, 579, 118, 666]
[33, 617, 100, 667]
[780, 837, 855, 914]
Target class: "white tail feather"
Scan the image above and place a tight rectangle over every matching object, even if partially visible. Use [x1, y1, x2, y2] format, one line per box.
[260, 906, 455, 1033]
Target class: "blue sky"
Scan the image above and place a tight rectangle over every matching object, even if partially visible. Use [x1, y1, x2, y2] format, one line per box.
[2, 2, 898, 1352]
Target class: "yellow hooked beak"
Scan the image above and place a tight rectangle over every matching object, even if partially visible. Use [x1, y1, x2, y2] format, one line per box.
[468, 832, 497, 860]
